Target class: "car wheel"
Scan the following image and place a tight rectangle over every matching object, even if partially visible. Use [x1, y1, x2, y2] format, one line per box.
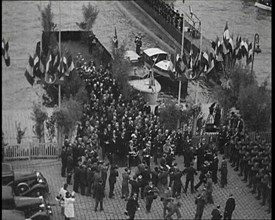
[32, 188, 44, 197]
[17, 183, 29, 195]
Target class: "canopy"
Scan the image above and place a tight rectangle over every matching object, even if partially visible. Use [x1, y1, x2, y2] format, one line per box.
[143, 48, 168, 57]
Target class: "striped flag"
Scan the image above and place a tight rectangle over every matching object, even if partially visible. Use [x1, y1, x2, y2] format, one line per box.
[52, 53, 60, 73]
[246, 42, 253, 65]
[45, 51, 52, 73]
[223, 22, 231, 54]
[240, 40, 248, 58]
[24, 55, 35, 85]
[206, 52, 215, 75]
[201, 51, 209, 70]
[2, 38, 10, 66]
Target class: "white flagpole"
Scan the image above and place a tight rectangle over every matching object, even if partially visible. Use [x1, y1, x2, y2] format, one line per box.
[178, 14, 185, 105]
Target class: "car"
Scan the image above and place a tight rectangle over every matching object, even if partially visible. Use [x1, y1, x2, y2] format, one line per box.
[2, 186, 52, 220]
[2, 162, 49, 198]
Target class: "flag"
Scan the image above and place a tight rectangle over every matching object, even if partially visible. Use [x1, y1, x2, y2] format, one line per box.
[201, 51, 209, 70]
[206, 52, 215, 75]
[24, 70, 35, 86]
[168, 60, 176, 81]
[223, 22, 231, 54]
[223, 22, 230, 41]
[52, 53, 60, 73]
[115, 26, 117, 39]
[67, 55, 75, 74]
[2, 39, 10, 66]
[24, 55, 35, 86]
[45, 52, 52, 73]
[246, 42, 253, 65]
[240, 40, 248, 58]
[35, 41, 41, 58]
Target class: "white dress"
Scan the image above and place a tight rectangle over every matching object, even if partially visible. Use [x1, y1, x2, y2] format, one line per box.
[64, 197, 75, 218]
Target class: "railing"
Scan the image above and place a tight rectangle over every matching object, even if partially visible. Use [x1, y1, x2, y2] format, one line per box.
[3, 142, 59, 161]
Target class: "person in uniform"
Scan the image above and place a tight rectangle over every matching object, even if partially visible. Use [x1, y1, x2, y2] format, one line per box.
[144, 180, 159, 213]
[162, 186, 173, 218]
[108, 165, 119, 198]
[79, 164, 87, 195]
[211, 205, 222, 220]
[129, 175, 141, 199]
[121, 168, 131, 199]
[223, 194, 235, 220]
[86, 164, 93, 196]
[73, 164, 80, 193]
[194, 193, 206, 220]
[165, 194, 182, 220]
[94, 179, 105, 212]
[126, 193, 140, 220]
[183, 162, 197, 194]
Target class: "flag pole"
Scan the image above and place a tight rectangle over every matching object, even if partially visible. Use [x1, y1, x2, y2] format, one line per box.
[58, 1, 62, 108]
[57, 1, 62, 150]
[178, 14, 185, 106]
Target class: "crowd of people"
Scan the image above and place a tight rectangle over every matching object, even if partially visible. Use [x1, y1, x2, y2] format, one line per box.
[56, 48, 271, 219]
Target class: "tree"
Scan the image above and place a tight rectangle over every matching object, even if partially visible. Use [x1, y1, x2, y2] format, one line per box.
[159, 99, 193, 130]
[76, 3, 99, 32]
[31, 102, 48, 143]
[52, 96, 83, 138]
[38, 2, 57, 55]
[212, 63, 271, 132]
[111, 40, 137, 100]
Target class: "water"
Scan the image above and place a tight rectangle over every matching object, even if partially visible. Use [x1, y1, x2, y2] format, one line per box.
[2, 0, 271, 110]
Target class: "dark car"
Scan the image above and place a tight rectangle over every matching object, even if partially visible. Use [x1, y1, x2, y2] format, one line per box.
[2, 210, 26, 220]
[2, 163, 49, 198]
[2, 186, 52, 220]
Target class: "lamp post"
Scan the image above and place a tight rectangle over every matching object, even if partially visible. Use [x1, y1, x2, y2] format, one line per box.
[251, 33, 261, 76]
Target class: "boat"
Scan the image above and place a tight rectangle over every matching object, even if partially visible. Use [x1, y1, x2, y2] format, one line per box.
[142, 48, 174, 78]
[125, 49, 161, 106]
[255, 0, 272, 11]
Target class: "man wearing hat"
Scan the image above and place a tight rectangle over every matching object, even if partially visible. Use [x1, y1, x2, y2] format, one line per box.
[94, 179, 105, 212]
[211, 205, 222, 220]
[205, 172, 214, 204]
[223, 194, 235, 220]
[129, 176, 141, 199]
[194, 193, 206, 220]
[183, 162, 197, 194]
[142, 142, 152, 168]
[108, 165, 119, 198]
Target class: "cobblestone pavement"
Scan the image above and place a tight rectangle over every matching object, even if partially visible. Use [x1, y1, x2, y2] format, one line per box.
[9, 155, 271, 220]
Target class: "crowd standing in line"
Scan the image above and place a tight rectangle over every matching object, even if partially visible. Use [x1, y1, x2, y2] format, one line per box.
[57, 46, 271, 219]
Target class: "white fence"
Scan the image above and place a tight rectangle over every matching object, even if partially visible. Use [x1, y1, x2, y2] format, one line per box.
[3, 142, 60, 160]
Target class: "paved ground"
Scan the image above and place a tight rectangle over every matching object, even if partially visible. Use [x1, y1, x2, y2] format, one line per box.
[9, 155, 271, 220]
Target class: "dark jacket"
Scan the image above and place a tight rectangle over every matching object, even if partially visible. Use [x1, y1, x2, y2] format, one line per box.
[126, 197, 139, 213]
[224, 197, 235, 213]
[94, 182, 105, 200]
[109, 168, 118, 184]
[183, 166, 197, 180]
[79, 166, 87, 184]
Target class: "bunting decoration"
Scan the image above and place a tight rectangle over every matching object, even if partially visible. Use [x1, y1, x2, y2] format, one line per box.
[24, 55, 35, 86]
[2, 38, 10, 67]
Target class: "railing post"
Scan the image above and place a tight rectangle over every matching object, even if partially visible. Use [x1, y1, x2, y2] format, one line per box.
[29, 142, 31, 160]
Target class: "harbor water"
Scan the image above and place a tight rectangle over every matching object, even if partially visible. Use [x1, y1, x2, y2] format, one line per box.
[2, 0, 271, 110]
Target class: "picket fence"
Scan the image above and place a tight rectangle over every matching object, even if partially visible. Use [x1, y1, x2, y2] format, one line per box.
[3, 142, 60, 161]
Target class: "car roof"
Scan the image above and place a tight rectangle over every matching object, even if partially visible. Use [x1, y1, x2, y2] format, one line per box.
[2, 210, 25, 220]
[2, 186, 14, 200]
[143, 48, 168, 57]
[125, 50, 140, 62]
[2, 163, 14, 176]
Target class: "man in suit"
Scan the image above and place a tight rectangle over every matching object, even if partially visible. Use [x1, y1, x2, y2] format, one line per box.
[109, 165, 119, 198]
[223, 194, 235, 220]
[94, 179, 105, 212]
[126, 193, 140, 220]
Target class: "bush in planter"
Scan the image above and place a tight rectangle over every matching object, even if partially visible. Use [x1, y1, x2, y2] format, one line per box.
[31, 102, 48, 143]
